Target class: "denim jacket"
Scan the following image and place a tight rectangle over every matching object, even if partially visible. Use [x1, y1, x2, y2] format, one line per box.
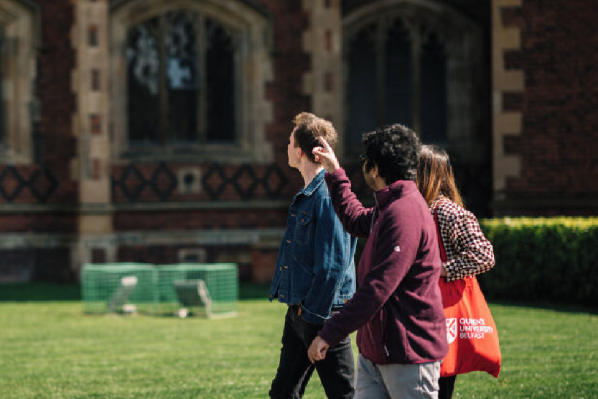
[269, 169, 357, 325]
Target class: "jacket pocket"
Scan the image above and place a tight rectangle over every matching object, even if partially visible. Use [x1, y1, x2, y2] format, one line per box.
[290, 261, 313, 297]
[294, 211, 312, 245]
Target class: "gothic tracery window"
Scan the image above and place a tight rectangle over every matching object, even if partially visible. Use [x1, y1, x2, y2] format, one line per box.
[345, 14, 449, 148]
[126, 10, 238, 147]
[344, 1, 489, 215]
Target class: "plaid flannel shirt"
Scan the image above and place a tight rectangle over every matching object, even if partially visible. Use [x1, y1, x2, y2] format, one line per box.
[430, 196, 495, 282]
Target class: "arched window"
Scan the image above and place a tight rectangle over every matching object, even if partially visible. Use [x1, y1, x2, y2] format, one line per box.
[111, 0, 274, 163]
[126, 11, 237, 146]
[0, 0, 39, 164]
[344, 1, 483, 151]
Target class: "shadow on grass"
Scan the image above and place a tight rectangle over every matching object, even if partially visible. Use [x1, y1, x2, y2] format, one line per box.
[0, 282, 271, 302]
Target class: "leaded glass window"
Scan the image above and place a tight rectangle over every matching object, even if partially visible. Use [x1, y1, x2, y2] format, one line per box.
[346, 17, 448, 147]
[421, 33, 447, 143]
[126, 11, 237, 147]
[347, 26, 376, 148]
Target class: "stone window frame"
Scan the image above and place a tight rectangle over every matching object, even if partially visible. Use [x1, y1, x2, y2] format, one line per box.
[343, 0, 485, 159]
[110, 0, 274, 164]
[0, 0, 39, 164]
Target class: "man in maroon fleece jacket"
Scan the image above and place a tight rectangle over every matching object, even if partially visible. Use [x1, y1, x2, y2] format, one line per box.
[309, 124, 448, 399]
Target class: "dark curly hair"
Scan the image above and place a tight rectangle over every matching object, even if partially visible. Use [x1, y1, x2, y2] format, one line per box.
[362, 124, 421, 184]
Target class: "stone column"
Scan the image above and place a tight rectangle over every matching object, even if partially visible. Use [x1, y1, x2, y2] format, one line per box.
[302, 0, 344, 155]
[492, 0, 524, 203]
[71, 0, 114, 271]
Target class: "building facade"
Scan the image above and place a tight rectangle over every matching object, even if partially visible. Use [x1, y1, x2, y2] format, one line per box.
[0, 0, 596, 283]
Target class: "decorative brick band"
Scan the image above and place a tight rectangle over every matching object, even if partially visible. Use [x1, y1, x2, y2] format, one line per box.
[112, 163, 289, 202]
[492, 0, 524, 198]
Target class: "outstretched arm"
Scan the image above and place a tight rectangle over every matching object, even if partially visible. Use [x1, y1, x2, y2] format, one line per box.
[313, 138, 373, 238]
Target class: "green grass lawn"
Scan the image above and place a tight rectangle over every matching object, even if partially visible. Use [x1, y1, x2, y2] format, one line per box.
[0, 285, 596, 399]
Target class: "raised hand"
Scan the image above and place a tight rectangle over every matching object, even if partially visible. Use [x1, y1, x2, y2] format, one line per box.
[312, 136, 340, 173]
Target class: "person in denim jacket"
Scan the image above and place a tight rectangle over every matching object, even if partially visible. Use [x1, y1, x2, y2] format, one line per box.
[269, 112, 357, 399]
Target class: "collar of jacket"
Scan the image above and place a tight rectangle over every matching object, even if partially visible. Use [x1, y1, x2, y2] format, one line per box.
[374, 180, 417, 210]
[298, 168, 326, 197]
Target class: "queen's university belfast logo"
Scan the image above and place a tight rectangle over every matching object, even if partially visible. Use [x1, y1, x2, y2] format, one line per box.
[446, 318, 458, 344]
[447, 318, 494, 343]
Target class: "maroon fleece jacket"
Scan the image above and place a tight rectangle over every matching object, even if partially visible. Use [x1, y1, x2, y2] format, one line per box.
[318, 168, 448, 365]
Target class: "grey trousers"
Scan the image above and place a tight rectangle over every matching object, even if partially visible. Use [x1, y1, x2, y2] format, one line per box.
[355, 355, 440, 399]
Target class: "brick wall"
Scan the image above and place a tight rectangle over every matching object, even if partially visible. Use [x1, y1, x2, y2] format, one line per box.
[259, 0, 311, 161]
[36, 0, 78, 205]
[251, 247, 278, 284]
[112, 163, 300, 204]
[500, 0, 598, 213]
[0, 214, 77, 233]
[0, 1, 77, 238]
[114, 209, 287, 231]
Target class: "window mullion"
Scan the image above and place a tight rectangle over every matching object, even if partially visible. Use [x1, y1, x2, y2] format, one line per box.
[158, 14, 168, 146]
[375, 19, 386, 127]
[198, 15, 207, 144]
[412, 29, 422, 136]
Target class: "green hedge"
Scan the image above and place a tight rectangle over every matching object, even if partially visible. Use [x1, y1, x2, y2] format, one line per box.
[478, 217, 598, 307]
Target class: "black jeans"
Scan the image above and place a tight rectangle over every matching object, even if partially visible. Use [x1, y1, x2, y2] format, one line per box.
[439, 376, 457, 399]
[270, 306, 355, 399]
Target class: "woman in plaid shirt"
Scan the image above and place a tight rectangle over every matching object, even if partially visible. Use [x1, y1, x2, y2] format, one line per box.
[416, 145, 495, 399]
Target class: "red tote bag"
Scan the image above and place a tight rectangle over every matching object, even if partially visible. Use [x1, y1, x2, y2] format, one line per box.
[435, 211, 501, 378]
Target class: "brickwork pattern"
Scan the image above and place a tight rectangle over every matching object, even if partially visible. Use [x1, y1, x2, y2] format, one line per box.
[114, 209, 287, 231]
[0, 166, 58, 203]
[112, 163, 293, 203]
[500, 1, 598, 202]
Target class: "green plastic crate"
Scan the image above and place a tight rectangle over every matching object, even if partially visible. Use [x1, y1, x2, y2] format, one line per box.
[156, 263, 238, 317]
[81, 263, 157, 314]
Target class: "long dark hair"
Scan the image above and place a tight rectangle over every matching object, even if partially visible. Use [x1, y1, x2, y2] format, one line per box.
[416, 145, 464, 207]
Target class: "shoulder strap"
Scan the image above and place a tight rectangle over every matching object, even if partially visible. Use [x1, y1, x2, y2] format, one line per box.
[434, 209, 448, 262]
